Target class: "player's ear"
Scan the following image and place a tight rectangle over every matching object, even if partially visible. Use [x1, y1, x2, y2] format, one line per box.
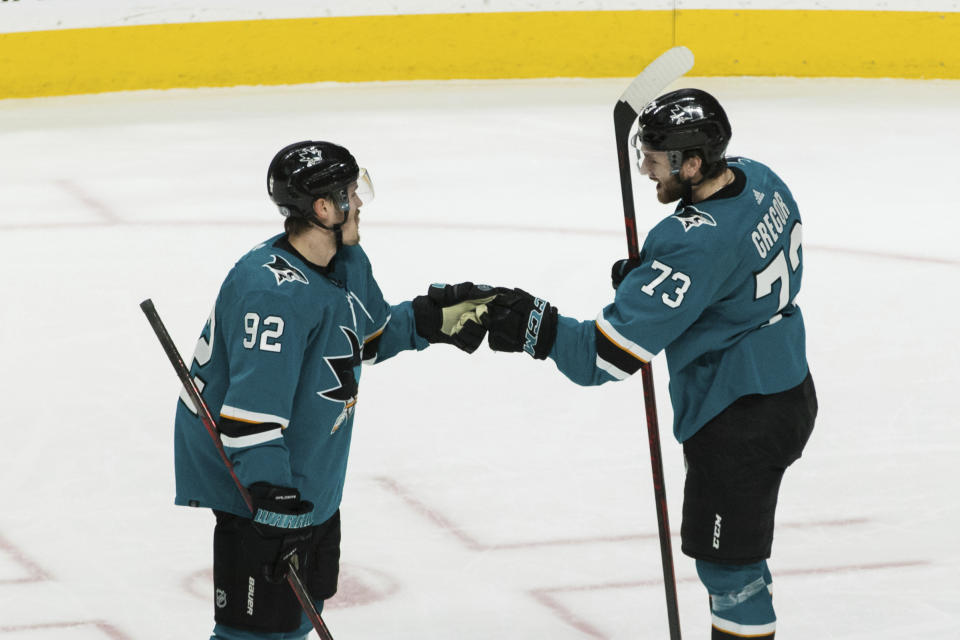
[681, 154, 702, 181]
[312, 197, 332, 222]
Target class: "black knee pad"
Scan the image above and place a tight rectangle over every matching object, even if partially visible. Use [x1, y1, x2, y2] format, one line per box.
[306, 509, 341, 600]
[212, 511, 303, 633]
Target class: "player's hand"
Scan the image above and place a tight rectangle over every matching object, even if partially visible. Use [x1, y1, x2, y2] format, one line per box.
[483, 288, 558, 360]
[611, 257, 642, 290]
[248, 483, 314, 583]
[413, 282, 497, 353]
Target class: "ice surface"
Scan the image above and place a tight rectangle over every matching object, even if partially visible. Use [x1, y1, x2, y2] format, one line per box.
[1, 76, 958, 638]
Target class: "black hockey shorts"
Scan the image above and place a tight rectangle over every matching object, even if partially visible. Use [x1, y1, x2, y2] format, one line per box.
[680, 372, 817, 564]
[212, 508, 341, 633]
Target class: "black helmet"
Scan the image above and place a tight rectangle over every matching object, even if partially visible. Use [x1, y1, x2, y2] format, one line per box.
[267, 141, 360, 220]
[635, 88, 731, 176]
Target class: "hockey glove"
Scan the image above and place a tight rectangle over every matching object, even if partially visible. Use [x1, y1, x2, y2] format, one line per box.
[611, 257, 643, 290]
[413, 282, 497, 354]
[248, 483, 315, 583]
[484, 288, 558, 360]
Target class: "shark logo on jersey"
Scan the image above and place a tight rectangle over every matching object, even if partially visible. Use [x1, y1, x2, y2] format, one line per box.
[263, 255, 309, 286]
[669, 103, 704, 125]
[672, 206, 717, 232]
[318, 326, 361, 434]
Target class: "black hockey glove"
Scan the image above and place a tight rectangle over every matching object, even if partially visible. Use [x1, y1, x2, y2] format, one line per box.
[484, 288, 558, 360]
[413, 282, 497, 354]
[248, 483, 315, 583]
[611, 257, 643, 290]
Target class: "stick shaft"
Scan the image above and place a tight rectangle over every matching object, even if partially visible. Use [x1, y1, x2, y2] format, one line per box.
[639, 361, 681, 639]
[139, 299, 252, 510]
[613, 54, 685, 639]
[140, 298, 332, 639]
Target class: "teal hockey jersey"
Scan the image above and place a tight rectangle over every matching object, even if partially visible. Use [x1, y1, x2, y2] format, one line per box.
[550, 158, 809, 442]
[174, 234, 429, 524]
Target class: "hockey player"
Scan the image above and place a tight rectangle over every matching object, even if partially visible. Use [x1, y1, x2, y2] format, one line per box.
[481, 89, 817, 639]
[173, 141, 494, 640]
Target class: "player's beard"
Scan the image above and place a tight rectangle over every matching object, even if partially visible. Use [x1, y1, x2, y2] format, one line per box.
[655, 174, 684, 204]
[342, 212, 360, 245]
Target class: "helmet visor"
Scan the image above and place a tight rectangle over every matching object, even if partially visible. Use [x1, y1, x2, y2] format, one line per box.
[630, 131, 658, 172]
[354, 168, 375, 205]
[630, 131, 643, 156]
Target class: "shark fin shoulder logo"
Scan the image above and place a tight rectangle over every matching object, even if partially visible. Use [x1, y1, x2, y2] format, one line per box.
[671, 206, 717, 232]
[263, 255, 309, 286]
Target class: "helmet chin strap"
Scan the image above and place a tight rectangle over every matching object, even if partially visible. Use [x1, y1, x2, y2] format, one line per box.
[680, 159, 728, 204]
[679, 174, 707, 204]
[667, 150, 696, 204]
[308, 216, 345, 249]
[671, 154, 712, 205]
[307, 196, 350, 249]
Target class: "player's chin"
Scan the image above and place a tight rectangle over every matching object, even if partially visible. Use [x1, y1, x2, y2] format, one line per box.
[655, 182, 679, 204]
[653, 183, 670, 203]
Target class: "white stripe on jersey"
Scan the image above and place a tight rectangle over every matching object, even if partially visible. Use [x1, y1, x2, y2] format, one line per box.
[711, 614, 776, 637]
[596, 355, 632, 380]
[220, 404, 290, 428]
[596, 312, 655, 362]
[365, 314, 391, 342]
[220, 428, 284, 449]
[348, 291, 376, 323]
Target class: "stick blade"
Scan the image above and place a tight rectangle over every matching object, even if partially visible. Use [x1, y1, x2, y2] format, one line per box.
[619, 46, 695, 113]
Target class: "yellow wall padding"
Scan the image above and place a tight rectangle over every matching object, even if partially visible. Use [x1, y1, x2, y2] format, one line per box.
[681, 10, 959, 78]
[0, 10, 957, 99]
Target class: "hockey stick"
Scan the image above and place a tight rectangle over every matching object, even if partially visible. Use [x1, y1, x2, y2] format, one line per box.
[140, 298, 334, 640]
[613, 46, 694, 640]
